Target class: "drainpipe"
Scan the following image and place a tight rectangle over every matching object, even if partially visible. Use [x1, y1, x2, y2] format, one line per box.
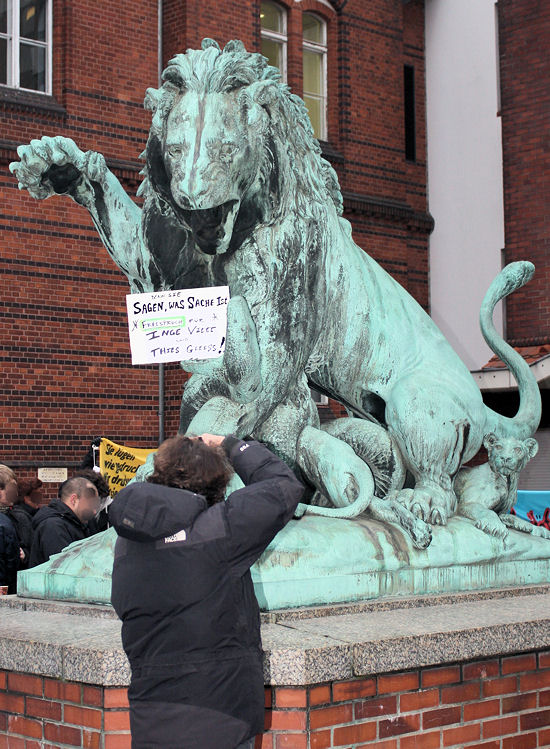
[157, 0, 166, 445]
[158, 364, 165, 445]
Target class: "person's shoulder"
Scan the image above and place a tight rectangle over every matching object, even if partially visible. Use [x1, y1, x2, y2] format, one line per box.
[33, 502, 67, 528]
[0, 513, 17, 535]
[10, 504, 30, 521]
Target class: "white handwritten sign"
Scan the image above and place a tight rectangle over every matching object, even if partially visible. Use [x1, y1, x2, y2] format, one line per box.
[126, 286, 229, 365]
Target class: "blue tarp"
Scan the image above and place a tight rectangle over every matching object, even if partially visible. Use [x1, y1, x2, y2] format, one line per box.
[513, 490, 550, 530]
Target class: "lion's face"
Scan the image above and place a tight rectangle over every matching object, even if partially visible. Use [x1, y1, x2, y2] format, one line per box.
[484, 433, 538, 477]
[162, 91, 266, 255]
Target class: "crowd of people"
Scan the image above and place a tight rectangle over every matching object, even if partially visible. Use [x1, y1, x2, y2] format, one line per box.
[0, 464, 111, 593]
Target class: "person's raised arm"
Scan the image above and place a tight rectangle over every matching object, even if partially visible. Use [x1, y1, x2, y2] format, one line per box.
[200, 434, 304, 573]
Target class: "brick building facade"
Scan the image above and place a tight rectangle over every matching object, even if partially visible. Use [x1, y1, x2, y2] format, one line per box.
[497, 0, 549, 349]
[1, 0, 431, 486]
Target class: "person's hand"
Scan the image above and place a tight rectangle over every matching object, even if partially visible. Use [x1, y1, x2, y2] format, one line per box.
[198, 433, 225, 447]
[19, 548, 25, 561]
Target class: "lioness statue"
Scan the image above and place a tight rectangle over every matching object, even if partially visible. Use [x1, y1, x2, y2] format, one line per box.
[10, 39, 541, 531]
[455, 433, 550, 540]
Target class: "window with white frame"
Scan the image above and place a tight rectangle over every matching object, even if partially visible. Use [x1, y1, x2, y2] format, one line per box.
[0, 0, 52, 93]
[302, 12, 327, 140]
[310, 387, 329, 405]
[260, 0, 287, 82]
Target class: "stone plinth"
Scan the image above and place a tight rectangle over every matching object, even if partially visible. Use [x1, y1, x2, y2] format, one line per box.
[16, 516, 550, 610]
[0, 586, 549, 747]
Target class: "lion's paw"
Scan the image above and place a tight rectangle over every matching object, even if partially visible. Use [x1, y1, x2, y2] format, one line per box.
[474, 515, 508, 539]
[82, 150, 108, 184]
[530, 525, 550, 541]
[9, 136, 101, 199]
[389, 484, 455, 526]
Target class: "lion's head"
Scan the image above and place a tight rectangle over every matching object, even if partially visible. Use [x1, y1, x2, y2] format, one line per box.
[484, 432, 538, 477]
[139, 38, 342, 256]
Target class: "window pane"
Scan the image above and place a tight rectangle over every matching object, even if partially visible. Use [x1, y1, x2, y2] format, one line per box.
[0, 0, 7, 34]
[260, 1, 283, 33]
[303, 13, 324, 44]
[20, 42, 45, 90]
[261, 37, 282, 72]
[20, 0, 46, 41]
[0, 37, 6, 84]
[303, 49, 323, 96]
[304, 94, 322, 138]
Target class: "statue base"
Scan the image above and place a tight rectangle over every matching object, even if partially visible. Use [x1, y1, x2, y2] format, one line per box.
[0, 586, 549, 747]
[17, 515, 550, 610]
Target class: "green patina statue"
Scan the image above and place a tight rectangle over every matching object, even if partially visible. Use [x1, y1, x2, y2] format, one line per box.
[10, 40, 548, 607]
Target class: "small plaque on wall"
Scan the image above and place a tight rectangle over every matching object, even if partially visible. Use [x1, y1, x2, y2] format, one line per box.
[37, 467, 68, 483]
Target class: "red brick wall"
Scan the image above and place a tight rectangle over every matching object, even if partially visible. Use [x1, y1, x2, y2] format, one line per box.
[262, 652, 550, 748]
[1, 0, 430, 469]
[1, 651, 550, 747]
[0, 671, 130, 748]
[498, 0, 550, 347]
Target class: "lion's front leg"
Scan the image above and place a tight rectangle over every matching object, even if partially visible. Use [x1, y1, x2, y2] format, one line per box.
[10, 136, 149, 290]
[386, 377, 481, 526]
[501, 513, 550, 540]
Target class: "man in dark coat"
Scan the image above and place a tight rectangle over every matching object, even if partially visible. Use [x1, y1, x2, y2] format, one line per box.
[110, 433, 304, 749]
[29, 476, 100, 567]
[9, 478, 43, 569]
[0, 465, 19, 592]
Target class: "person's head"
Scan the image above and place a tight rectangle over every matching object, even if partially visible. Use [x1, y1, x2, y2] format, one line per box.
[148, 435, 233, 507]
[72, 468, 110, 501]
[17, 477, 43, 508]
[58, 477, 100, 524]
[0, 465, 17, 508]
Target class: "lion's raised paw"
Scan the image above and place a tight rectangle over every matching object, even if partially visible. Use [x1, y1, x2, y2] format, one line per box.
[9, 136, 104, 199]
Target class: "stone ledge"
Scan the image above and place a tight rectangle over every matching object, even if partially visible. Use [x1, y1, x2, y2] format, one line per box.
[0, 589, 548, 687]
[4, 582, 550, 623]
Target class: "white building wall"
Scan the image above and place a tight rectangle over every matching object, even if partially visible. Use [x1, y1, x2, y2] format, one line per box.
[425, 0, 505, 370]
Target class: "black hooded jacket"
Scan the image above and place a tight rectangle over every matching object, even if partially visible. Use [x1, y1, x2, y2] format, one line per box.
[29, 499, 91, 567]
[0, 511, 19, 592]
[110, 437, 304, 749]
[9, 502, 37, 569]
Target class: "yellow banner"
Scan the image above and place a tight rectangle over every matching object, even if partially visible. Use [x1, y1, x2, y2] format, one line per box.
[99, 438, 155, 496]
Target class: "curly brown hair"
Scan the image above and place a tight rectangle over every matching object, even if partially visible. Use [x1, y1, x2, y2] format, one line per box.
[147, 435, 233, 506]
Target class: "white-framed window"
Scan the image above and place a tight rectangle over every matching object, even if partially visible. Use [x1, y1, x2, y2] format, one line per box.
[302, 12, 327, 140]
[310, 387, 329, 405]
[260, 0, 287, 82]
[0, 0, 52, 93]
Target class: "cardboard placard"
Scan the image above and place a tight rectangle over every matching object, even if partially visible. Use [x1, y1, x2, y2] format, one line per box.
[126, 286, 229, 365]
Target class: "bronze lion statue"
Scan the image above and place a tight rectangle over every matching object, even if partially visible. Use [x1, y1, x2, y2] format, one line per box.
[10, 39, 540, 546]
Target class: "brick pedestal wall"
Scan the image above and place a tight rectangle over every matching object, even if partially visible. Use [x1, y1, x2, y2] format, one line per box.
[1, 651, 550, 748]
[0, 673, 130, 749]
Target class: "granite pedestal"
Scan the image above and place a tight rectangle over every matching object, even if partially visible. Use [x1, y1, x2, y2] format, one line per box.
[0, 586, 549, 747]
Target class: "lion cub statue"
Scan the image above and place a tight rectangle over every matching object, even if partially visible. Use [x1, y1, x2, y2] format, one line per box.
[455, 433, 550, 540]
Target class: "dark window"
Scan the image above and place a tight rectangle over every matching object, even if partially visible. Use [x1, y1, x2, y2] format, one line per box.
[404, 64, 416, 162]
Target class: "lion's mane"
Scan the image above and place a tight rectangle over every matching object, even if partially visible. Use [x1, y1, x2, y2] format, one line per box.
[138, 38, 343, 224]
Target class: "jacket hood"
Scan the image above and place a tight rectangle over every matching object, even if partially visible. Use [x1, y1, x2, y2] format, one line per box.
[32, 499, 84, 530]
[108, 481, 207, 542]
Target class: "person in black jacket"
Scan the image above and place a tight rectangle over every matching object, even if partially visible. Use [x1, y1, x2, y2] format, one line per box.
[9, 478, 43, 570]
[110, 433, 304, 749]
[29, 476, 100, 567]
[0, 465, 19, 593]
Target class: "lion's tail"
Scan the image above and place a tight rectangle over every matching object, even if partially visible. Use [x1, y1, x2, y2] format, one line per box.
[481, 261, 541, 439]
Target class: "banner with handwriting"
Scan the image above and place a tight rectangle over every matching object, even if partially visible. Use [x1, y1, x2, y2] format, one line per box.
[126, 286, 229, 365]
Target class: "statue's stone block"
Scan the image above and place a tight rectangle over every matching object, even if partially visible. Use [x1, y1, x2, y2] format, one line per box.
[17, 518, 550, 610]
